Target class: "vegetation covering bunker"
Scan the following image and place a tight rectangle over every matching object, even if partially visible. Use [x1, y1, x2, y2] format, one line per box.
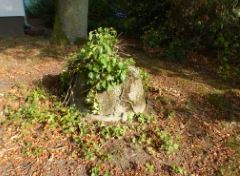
[62, 28, 146, 121]
[70, 66, 146, 122]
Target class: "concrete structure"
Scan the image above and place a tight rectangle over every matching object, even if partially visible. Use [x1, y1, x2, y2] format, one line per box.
[0, 0, 25, 36]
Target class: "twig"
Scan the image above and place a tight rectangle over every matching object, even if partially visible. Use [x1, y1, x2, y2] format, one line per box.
[63, 75, 76, 106]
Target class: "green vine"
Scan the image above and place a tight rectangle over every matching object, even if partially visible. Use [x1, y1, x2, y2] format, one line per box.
[65, 27, 133, 114]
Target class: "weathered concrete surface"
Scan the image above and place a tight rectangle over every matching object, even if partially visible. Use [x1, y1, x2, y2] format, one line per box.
[58, 0, 89, 43]
[70, 66, 146, 122]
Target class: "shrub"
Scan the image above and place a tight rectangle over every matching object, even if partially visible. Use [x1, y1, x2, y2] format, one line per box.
[89, 0, 169, 35]
[139, 0, 240, 80]
[164, 40, 185, 61]
[63, 27, 133, 113]
[142, 27, 169, 49]
[67, 27, 132, 92]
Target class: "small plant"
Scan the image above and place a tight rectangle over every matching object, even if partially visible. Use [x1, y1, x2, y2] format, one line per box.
[74, 137, 100, 160]
[20, 141, 32, 157]
[146, 146, 157, 156]
[20, 141, 44, 157]
[6, 88, 50, 125]
[90, 165, 100, 176]
[136, 133, 148, 145]
[171, 165, 187, 175]
[85, 89, 101, 114]
[58, 106, 82, 134]
[156, 129, 179, 154]
[139, 68, 150, 89]
[135, 113, 154, 124]
[164, 110, 176, 119]
[89, 165, 111, 176]
[145, 162, 155, 173]
[100, 124, 127, 139]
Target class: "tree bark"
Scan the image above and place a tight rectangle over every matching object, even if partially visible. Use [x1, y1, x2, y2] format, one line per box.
[53, 0, 89, 44]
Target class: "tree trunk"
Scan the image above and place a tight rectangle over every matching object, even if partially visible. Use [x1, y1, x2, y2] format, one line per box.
[53, 0, 89, 44]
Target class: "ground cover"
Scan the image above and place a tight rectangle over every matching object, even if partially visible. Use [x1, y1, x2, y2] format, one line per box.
[0, 37, 239, 176]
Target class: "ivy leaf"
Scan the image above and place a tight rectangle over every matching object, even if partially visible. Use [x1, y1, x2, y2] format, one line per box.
[103, 43, 112, 54]
[100, 56, 108, 67]
[120, 74, 126, 81]
[96, 84, 101, 91]
[106, 75, 113, 81]
[107, 65, 112, 72]
[88, 72, 94, 79]
[102, 81, 108, 89]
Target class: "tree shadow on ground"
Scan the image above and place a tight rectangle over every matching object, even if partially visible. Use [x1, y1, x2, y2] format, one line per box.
[127, 47, 239, 90]
[134, 47, 240, 122]
[204, 90, 240, 122]
[180, 90, 240, 122]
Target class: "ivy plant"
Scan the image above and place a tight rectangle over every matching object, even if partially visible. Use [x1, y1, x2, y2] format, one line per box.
[65, 27, 133, 114]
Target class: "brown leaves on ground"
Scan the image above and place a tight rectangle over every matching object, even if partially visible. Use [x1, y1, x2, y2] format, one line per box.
[0, 37, 240, 176]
